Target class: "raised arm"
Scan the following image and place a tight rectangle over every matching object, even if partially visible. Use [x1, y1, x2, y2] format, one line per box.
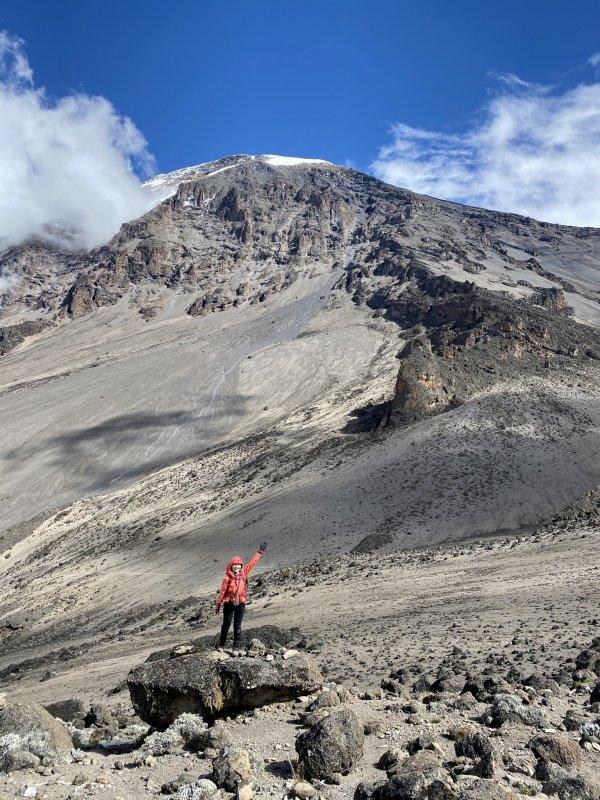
[242, 541, 267, 577]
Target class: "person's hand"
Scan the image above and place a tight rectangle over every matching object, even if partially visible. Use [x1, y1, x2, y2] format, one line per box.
[215, 606, 220, 616]
[259, 541, 267, 554]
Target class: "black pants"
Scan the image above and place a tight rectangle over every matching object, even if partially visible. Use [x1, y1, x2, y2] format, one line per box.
[219, 602, 246, 647]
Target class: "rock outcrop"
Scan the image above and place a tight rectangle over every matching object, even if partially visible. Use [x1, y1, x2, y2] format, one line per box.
[128, 651, 322, 728]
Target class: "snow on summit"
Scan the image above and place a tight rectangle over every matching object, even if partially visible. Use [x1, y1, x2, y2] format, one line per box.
[261, 155, 332, 167]
[143, 154, 334, 203]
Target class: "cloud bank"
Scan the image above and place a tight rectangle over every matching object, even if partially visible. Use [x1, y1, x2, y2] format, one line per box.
[372, 73, 600, 227]
[0, 31, 155, 252]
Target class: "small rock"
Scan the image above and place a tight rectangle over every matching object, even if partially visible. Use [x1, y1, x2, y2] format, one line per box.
[237, 784, 254, 800]
[291, 780, 318, 799]
[212, 747, 261, 791]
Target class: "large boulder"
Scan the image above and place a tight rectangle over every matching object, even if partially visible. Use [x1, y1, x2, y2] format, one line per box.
[0, 703, 72, 772]
[575, 638, 600, 678]
[363, 752, 455, 800]
[128, 652, 322, 728]
[296, 707, 363, 781]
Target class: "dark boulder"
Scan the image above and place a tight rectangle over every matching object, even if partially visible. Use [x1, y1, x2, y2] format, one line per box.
[128, 651, 322, 728]
[44, 698, 86, 726]
[371, 752, 455, 800]
[296, 707, 364, 781]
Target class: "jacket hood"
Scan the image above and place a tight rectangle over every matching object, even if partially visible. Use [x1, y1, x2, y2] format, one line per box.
[226, 556, 244, 576]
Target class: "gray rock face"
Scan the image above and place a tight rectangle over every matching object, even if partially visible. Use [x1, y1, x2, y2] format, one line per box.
[0, 702, 73, 772]
[528, 733, 582, 771]
[128, 652, 322, 728]
[296, 707, 364, 781]
[484, 694, 546, 729]
[371, 751, 455, 800]
[4, 154, 600, 446]
[455, 781, 519, 800]
[0, 320, 50, 356]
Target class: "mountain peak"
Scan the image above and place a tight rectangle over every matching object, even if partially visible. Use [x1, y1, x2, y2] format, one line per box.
[142, 153, 335, 202]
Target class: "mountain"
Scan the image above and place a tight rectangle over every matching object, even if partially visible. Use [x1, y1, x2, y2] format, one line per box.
[1, 154, 600, 679]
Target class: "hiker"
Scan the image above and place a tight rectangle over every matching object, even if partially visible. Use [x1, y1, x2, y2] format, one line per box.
[215, 541, 267, 652]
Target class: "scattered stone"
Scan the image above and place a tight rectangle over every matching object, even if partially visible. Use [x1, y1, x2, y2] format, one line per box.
[161, 773, 197, 794]
[366, 751, 454, 800]
[84, 703, 113, 728]
[484, 694, 546, 729]
[212, 747, 261, 791]
[291, 780, 318, 799]
[528, 732, 582, 771]
[175, 778, 219, 800]
[238, 784, 254, 800]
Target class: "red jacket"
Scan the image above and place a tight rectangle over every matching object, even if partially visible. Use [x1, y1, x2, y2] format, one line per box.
[216, 552, 262, 610]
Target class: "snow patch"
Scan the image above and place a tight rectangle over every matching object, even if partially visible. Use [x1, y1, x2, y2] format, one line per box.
[262, 155, 332, 167]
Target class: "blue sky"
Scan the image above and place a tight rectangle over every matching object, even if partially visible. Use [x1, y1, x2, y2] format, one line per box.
[2, 0, 600, 241]
[3, 0, 600, 173]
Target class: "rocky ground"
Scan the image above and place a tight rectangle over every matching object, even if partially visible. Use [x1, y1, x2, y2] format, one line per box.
[0, 508, 599, 800]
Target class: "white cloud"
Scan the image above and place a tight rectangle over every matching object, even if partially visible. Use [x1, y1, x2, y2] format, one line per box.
[588, 52, 600, 69]
[372, 72, 600, 226]
[0, 31, 155, 252]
